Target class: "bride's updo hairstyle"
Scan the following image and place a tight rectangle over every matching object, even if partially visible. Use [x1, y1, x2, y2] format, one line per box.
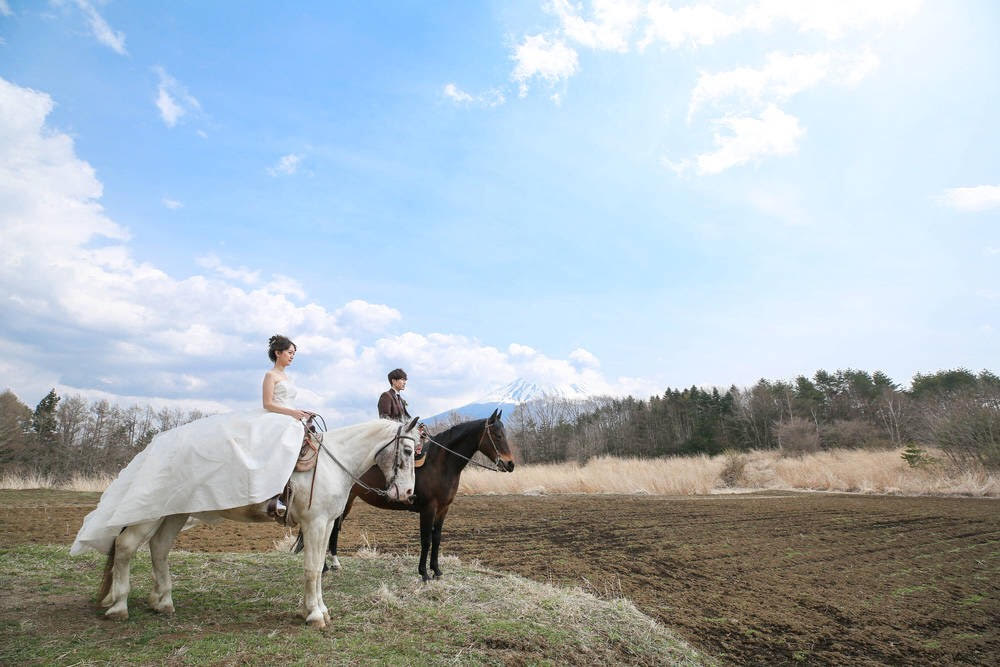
[268, 334, 296, 362]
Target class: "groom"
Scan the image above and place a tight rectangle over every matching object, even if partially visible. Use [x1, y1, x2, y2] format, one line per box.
[378, 368, 425, 457]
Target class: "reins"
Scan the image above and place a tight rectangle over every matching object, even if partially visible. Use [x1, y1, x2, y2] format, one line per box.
[314, 422, 417, 500]
[422, 420, 508, 472]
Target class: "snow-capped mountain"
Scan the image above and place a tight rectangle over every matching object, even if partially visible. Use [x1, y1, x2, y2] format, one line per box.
[481, 378, 591, 403]
[426, 378, 592, 425]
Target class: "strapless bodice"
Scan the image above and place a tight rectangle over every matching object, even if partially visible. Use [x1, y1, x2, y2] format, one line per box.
[273, 379, 297, 408]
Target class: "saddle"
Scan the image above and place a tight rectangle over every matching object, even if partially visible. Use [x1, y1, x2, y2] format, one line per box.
[295, 425, 321, 472]
[271, 419, 322, 527]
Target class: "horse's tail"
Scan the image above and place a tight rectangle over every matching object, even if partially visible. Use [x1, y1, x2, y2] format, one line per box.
[96, 539, 116, 604]
[292, 530, 304, 554]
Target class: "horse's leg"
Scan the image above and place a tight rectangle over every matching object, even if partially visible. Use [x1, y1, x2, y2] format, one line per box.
[300, 516, 329, 628]
[429, 506, 451, 579]
[418, 507, 435, 582]
[327, 491, 357, 571]
[316, 516, 338, 623]
[103, 518, 163, 620]
[147, 514, 188, 614]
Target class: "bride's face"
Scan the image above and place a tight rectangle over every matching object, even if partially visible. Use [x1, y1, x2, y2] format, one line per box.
[275, 347, 296, 367]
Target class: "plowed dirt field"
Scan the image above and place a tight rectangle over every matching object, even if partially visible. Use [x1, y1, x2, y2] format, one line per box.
[2, 490, 997, 665]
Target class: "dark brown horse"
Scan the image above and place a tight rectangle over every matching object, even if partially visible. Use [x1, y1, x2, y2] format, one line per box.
[299, 409, 515, 581]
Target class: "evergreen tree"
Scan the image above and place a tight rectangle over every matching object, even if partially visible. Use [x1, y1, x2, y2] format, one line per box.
[31, 389, 61, 441]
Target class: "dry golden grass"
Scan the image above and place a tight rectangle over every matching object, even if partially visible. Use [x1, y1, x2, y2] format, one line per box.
[0, 471, 112, 492]
[460, 448, 1000, 497]
[5, 447, 998, 498]
[460, 454, 723, 495]
[0, 471, 55, 490]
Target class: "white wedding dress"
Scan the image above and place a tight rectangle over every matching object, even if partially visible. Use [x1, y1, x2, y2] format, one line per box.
[71, 380, 305, 555]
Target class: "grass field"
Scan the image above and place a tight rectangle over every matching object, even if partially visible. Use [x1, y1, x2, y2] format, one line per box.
[2, 489, 997, 664]
[0, 543, 708, 666]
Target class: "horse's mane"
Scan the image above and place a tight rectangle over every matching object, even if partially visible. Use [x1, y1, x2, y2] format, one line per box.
[327, 418, 404, 442]
[423, 417, 488, 463]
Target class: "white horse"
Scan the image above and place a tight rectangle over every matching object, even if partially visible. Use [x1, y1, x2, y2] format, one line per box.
[96, 417, 418, 628]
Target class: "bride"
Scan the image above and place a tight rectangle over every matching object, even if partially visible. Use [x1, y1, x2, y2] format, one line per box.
[72, 334, 312, 555]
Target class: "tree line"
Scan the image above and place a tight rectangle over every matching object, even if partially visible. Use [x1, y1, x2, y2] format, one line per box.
[2, 367, 998, 478]
[0, 389, 205, 478]
[506, 368, 1000, 470]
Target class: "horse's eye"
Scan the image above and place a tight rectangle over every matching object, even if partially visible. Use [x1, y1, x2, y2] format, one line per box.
[404, 446, 413, 456]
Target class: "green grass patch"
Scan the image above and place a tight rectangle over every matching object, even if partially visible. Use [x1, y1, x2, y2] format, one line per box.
[0, 545, 713, 665]
[958, 593, 985, 606]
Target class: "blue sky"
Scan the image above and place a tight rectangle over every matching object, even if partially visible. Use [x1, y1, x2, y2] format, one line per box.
[1, 1, 998, 423]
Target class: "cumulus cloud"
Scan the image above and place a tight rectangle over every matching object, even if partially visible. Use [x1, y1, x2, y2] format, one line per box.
[267, 153, 302, 176]
[569, 347, 600, 368]
[1, 75, 649, 422]
[73, 0, 127, 55]
[694, 105, 804, 174]
[511, 34, 579, 97]
[196, 254, 260, 285]
[688, 50, 878, 121]
[550, 0, 642, 53]
[937, 185, 1000, 212]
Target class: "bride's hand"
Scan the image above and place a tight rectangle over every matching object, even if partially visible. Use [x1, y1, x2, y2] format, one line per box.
[292, 410, 310, 421]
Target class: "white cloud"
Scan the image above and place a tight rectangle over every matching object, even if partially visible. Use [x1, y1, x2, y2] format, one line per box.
[743, 0, 923, 40]
[153, 66, 201, 128]
[641, 0, 922, 50]
[268, 273, 307, 300]
[0, 75, 649, 423]
[267, 153, 302, 176]
[443, 83, 506, 107]
[73, 0, 127, 55]
[695, 105, 804, 174]
[334, 300, 401, 333]
[511, 34, 579, 97]
[162, 197, 183, 210]
[640, 1, 742, 49]
[569, 347, 600, 368]
[196, 254, 260, 285]
[937, 185, 1000, 212]
[688, 50, 878, 121]
[0, 1, 11, 17]
[550, 0, 642, 53]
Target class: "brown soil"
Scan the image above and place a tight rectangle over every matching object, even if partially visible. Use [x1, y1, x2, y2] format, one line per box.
[2, 489, 998, 665]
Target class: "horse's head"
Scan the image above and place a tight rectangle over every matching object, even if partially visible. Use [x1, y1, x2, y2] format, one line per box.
[479, 408, 515, 472]
[373, 417, 418, 503]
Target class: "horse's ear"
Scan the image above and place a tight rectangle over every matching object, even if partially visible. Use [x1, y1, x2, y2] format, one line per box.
[405, 416, 420, 432]
[488, 408, 499, 424]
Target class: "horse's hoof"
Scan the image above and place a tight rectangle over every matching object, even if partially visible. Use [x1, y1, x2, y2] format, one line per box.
[323, 610, 331, 624]
[153, 602, 175, 614]
[330, 556, 342, 570]
[433, 572, 442, 580]
[306, 613, 326, 629]
[104, 607, 128, 621]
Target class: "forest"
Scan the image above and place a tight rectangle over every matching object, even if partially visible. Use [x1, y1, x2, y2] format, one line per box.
[2, 368, 998, 478]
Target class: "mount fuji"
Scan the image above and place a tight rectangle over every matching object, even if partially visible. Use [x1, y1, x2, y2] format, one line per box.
[426, 378, 592, 424]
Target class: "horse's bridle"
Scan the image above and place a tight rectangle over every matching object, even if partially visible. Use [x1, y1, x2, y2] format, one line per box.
[423, 419, 510, 472]
[312, 418, 416, 498]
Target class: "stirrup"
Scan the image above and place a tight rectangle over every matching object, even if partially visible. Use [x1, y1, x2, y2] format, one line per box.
[267, 497, 287, 523]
